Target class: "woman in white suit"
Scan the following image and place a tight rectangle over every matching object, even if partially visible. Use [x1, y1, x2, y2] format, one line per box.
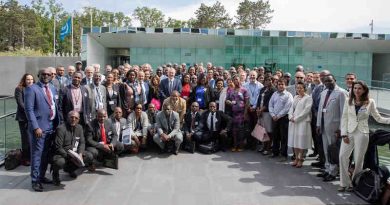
[339, 81, 390, 192]
[288, 82, 313, 168]
[127, 103, 150, 152]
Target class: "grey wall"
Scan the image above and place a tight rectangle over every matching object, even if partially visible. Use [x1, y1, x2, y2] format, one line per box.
[0, 56, 80, 96]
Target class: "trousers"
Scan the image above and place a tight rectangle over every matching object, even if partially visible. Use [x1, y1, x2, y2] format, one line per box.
[339, 129, 369, 187]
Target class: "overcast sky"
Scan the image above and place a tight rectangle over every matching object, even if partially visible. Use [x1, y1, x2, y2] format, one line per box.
[18, 0, 390, 33]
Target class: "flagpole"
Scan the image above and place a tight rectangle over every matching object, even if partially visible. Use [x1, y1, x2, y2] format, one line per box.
[71, 14, 74, 56]
[53, 14, 56, 54]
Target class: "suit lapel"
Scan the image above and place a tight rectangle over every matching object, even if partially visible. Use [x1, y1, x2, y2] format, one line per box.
[37, 83, 51, 106]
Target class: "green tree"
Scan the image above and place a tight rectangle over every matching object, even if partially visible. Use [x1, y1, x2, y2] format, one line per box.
[193, 1, 232, 28]
[235, 0, 273, 29]
[133, 7, 165, 27]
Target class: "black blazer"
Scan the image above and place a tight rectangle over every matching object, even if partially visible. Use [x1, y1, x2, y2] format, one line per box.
[14, 87, 27, 122]
[54, 123, 85, 157]
[85, 119, 118, 150]
[105, 84, 121, 116]
[182, 111, 202, 135]
[59, 85, 91, 123]
[197, 110, 231, 133]
[256, 87, 276, 112]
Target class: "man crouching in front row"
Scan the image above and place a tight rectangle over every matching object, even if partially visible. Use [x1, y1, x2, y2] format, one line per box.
[153, 104, 183, 155]
[52, 111, 94, 186]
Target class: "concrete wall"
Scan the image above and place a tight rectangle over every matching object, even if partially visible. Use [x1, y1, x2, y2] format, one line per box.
[0, 56, 80, 96]
[87, 35, 108, 68]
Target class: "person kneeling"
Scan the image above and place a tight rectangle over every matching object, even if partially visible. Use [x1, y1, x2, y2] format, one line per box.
[127, 104, 150, 153]
[197, 102, 231, 151]
[153, 104, 183, 155]
[52, 111, 93, 186]
[85, 109, 123, 169]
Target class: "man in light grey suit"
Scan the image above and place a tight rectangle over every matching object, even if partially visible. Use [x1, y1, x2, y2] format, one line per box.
[108, 107, 128, 153]
[86, 73, 107, 121]
[316, 74, 347, 182]
[153, 104, 183, 155]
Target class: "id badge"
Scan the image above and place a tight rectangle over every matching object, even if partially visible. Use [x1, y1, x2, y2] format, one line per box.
[98, 102, 104, 109]
[113, 91, 117, 95]
[195, 122, 199, 126]
[322, 109, 327, 113]
[109, 101, 115, 105]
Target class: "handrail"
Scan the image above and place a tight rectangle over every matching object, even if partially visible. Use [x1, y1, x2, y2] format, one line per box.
[0, 112, 16, 120]
[0, 96, 14, 100]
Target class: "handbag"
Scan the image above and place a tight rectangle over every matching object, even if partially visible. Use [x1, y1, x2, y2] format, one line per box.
[150, 98, 161, 110]
[251, 124, 270, 142]
[103, 154, 119, 170]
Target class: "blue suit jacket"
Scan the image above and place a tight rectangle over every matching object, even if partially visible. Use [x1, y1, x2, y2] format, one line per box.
[24, 82, 60, 131]
[159, 78, 182, 102]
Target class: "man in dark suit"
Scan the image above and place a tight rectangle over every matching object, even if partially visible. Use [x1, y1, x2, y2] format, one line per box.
[85, 109, 123, 168]
[153, 104, 183, 155]
[182, 102, 202, 153]
[107, 107, 129, 153]
[197, 102, 231, 151]
[81, 66, 94, 86]
[52, 111, 93, 185]
[159, 67, 182, 103]
[59, 72, 91, 125]
[24, 67, 60, 192]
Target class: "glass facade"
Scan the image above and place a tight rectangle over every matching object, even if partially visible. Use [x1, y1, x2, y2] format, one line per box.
[82, 27, 383, 84]
[130, 36, 304, 73]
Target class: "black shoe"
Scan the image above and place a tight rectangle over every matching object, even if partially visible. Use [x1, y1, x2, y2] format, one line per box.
[323, 175, 336, 182]
[52, 178, 61, 186]
[69, 171, 78, 179]
[316, 172, 329, 178]
[32, 182, 43, 192]
[311, 162, 324, 168]
[40, 177, 53, 184]
[308, 153, 318, 158]
[158, 149, 166, 155]
[269, 154, 279, 158]
[173, 150, 179, 155]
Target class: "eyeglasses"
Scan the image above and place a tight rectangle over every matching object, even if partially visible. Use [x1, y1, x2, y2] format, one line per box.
[41, 73, 51, 76]
[296, 77, 304, 79]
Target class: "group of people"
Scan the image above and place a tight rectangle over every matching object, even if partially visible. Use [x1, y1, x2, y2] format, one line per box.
[15, 61, 390, 193]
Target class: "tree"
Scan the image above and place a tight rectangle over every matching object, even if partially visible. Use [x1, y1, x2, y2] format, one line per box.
[235, 0, 273, 29]
[193, 1, 232, 28]
[133, 7, 165, 27]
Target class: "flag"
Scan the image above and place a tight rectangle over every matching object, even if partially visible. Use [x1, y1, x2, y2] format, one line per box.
[60, 17, 72, 41]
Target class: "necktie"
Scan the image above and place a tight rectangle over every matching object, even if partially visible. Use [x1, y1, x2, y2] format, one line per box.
[100, 123, 107, 144]
[44, 85, 53, 118]
[322, 90, 332, 109]
[210, 112, 214, 132]
[169, 80, 173, 93]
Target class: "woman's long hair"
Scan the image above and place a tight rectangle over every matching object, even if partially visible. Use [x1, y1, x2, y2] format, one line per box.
[17, 73, 35, 89]
[349, 80, 369, 106]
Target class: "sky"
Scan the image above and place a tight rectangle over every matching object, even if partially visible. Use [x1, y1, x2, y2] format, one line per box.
[17, 0, 390, 34]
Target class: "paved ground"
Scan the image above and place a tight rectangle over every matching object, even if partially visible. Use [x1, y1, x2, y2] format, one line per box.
[0, 151, 366, 205]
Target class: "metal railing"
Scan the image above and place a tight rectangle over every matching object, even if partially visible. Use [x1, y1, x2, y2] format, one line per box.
[0, 96, 18, 164]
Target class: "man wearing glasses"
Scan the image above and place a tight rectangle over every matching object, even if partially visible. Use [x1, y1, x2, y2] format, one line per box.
[286, 71, 306, 97]
[25, 68, 60, 192]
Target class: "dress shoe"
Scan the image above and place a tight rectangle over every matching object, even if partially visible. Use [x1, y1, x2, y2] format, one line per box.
[316, 172, 329, 178]
[173, 150, 179, 155]
[269, 154, 279, 158]
[88, 164, 96, 172]
[262, 150, 270, 155]
[69, 171, 78, 179]
[308, 153, 318, 158]
[338, 186, 353, 192]
[32, 182, 43, 192]
[40, 177, 52, 184]
[52, 178, 62, 186]
[311, 162, 324, 168]
[323, 175, 336, 182]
